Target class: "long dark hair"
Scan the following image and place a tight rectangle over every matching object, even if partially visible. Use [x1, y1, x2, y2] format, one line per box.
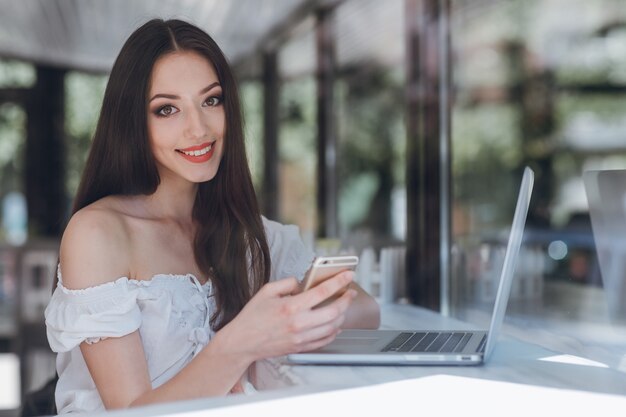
[71, 19, 271, 330]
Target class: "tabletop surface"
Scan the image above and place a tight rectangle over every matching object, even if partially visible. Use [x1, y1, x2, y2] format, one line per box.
[252, 303, 626, 396]
[41, 303, 626, 416]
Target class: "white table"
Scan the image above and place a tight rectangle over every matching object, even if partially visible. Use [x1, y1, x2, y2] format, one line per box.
[251, 304, 626, 396]
[66, 304, 626, 416]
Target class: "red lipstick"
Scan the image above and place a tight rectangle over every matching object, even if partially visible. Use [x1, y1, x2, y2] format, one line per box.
[176, 141, 215, 163]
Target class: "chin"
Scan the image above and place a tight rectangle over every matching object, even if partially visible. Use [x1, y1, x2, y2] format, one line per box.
[189, 174, 216, 184]
[190, 168, 220, 183]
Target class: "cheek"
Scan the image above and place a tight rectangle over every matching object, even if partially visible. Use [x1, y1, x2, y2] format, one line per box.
[148, 120, 177, 149]
[147, 136, 172, 167]
[146, 121, 161, 148]
[212, 109, 226, 138]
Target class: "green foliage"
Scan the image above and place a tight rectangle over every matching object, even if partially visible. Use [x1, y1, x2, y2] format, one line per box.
[452, 104, 522, 228]
[557, 93, 626, 124]
[277, 77, 317, 227]
[240, 80, 264, 188]
[0, 59, 31, 200]
[64, 71, 107, 196]
[0, 103, 26, 192]
[452, 103, 521, 183]
[279, 78, 316, 162]
[0, 59, 35, 88]
[337, 67, 405, 236]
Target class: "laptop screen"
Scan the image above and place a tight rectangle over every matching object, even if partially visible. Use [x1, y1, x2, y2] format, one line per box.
[484, 167, 534, 360]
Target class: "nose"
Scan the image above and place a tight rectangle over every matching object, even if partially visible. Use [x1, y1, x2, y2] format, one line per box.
[183, 105, 207, 140]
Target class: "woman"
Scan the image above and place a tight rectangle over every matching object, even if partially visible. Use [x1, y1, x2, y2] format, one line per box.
[44, 18, 380, 414]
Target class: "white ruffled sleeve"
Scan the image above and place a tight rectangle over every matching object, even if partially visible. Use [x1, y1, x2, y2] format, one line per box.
[44, 277, 142, 353]
[263, 216, 316, 282]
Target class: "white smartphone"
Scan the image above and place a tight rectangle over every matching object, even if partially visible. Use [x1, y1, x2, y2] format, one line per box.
[301, 255, 359, 293]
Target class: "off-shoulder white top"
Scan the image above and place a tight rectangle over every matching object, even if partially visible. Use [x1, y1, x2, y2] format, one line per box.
[44, 217, 315, 415]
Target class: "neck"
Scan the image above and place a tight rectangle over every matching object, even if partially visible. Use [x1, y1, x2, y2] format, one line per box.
[144, 173, 198, 222]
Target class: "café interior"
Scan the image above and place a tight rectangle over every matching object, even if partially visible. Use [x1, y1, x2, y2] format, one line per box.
[1, 0, 626, 415]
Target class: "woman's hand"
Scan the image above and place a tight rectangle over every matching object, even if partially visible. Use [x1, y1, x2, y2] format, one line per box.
[216, 271, 357, 363]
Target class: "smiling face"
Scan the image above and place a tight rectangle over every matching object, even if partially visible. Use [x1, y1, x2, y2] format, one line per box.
[146, 51, 225, 185]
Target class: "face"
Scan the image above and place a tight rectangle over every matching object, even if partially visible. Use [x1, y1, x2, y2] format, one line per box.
[147, 51, 225, 185]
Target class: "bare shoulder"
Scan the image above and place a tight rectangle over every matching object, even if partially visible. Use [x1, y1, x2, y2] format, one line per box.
[60, 197, 132, 290]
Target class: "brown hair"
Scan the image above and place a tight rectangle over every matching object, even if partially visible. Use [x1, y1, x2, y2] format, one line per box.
[71, 19, 270, 329]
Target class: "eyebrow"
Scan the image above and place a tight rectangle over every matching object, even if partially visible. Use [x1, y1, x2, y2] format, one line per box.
[149, 82, 221, 102]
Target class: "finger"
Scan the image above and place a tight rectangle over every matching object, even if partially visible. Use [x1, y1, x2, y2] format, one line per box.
[296, 329, 341, 353]
[299, 271, 354, 309]
[319, 288, 357, 314]
[292, 318, 345, 349]
[261, 277, 300, 297]
[291, 288, 356, 330]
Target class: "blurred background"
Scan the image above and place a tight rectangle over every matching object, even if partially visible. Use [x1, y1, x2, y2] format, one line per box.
[2, 0, 626, 414]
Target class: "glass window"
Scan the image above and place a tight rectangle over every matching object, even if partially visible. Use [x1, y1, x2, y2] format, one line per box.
[278, 20, 318, 238]
[451, 0, 626, 369]
[334, 0, 406, 250]
[0, 60, 30, 244]
[0, 58, 34, 88]
[278, 76, 317, 236]
[336, 68, 406, 246]
[240, 79, 264, 188]
[65, 71, 107, 197]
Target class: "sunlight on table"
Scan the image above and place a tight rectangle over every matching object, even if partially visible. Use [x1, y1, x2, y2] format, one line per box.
[155, 374, 623, 417]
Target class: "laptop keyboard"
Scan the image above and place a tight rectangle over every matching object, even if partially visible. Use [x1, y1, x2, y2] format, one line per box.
[382, 331, 474, 353]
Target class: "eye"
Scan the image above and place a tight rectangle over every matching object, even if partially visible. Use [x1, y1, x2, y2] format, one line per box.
[204, 96, 223, 107]
[156, 105, 179, 117]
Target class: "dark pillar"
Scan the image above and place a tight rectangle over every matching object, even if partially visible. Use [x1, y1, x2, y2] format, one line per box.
[405, 0, 449, 311]
[25, 66, 67, 237]
[0, 88, 28, 106]
[315, 6, 338, 238]
[262, 51, 280, 220]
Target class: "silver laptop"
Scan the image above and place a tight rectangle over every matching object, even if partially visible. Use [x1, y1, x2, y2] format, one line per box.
[287, 167, 534, 365]
[583, 169, 626, 324]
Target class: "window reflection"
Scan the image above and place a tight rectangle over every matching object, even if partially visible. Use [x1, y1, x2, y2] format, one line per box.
[451, 0, 626, 369]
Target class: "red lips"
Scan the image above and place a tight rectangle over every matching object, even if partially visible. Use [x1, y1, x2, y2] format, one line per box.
[176, 141, 215, 163]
